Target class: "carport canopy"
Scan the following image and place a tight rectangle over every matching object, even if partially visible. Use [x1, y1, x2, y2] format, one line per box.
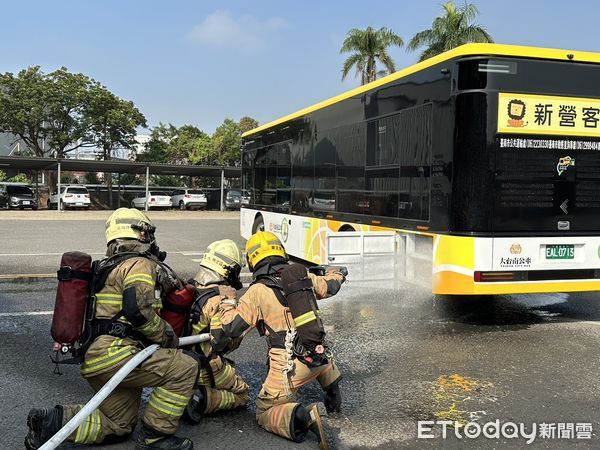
[0, 156, 241, 211]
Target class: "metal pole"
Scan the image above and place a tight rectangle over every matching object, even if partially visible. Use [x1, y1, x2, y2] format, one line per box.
[220, 168, 225, 211]
[145, 165, 149, 212]
[117, 173, 121, 208]
[35, 171, 39, 208]
[57, 162, 61, 212]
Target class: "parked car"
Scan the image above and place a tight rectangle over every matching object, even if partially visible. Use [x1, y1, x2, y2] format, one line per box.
[49, 186, 91, 210]
[0, 184, 38, 210]
[241, 189, 250, 205]
[225, 190, 244, 210]
[131, 191, 172, 210]
[170, 189, 207, 210]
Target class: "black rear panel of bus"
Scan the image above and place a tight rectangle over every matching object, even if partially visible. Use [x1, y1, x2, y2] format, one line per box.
[494, 138, 600, 232]
[454, 57, 600, 234]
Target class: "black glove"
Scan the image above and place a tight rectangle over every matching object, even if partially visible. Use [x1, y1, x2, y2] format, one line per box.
[163, 328, 179, 348]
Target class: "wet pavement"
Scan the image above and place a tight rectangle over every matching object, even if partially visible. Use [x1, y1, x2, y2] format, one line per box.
[3, 272, 600, 449]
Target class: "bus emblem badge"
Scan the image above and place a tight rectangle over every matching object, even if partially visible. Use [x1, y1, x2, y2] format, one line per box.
[557, 156, 575, 175]
[510, 244, 522, 255]
[558, 221, 570, 231]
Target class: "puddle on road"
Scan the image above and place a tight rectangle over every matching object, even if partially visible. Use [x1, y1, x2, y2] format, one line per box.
[430, 373, 499, 427]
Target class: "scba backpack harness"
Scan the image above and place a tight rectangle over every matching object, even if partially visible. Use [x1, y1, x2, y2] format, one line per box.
[51, 251, 155, 367]
[254, 263, 331, 367]
[50, 250, 214, 370]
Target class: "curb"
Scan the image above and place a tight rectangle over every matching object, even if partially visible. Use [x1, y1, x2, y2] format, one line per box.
[0, 274, 55, 283]
[0, 273, 255, 285]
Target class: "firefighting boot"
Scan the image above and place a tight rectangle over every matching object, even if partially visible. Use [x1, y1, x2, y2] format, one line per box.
[323, 378, 342, 413]
[135, 423, 193, 450]
[24, 405, 63, 450]
[182, 386, 207, 424]
[292, 402, 334, 450]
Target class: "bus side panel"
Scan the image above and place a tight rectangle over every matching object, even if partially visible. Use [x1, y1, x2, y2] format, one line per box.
[245, 208, 384, 264]
[240, 207, 254, 240]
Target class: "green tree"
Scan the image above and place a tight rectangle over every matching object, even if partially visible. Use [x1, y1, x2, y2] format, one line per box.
[212, 118, 243, 166]
[84, 85, 146, 207]
[85, 85, 146, 161]
[137, 123, 174, 164]
[0, 66, 96, 158]
[8, 173, 29, 183]
[139, 117, 257, 167]
[171, 125, 209, 164]
[239, 116, 259, 134]
[0, 170, 5, 181]
[188, 132, 213, 165]
[340, 27, 404, 84]
[408, 1, 493, 61]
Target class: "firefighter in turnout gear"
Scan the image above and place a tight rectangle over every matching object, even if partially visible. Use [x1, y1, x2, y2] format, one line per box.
[215, 231, 346, 449]
[25, 208, 197, 450]
[182, 239, 250, 423]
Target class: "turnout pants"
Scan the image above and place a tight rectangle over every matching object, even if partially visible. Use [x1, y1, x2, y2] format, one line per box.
[62, 347, 197, 445]
[256, 348, 341, 441]
[198, 355, 250, 414]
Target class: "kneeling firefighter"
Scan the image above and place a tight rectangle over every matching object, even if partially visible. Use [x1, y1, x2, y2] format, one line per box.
[214, 231, 346, 450]
[180, 239, 250, 422]
[25, 208, 198, 450]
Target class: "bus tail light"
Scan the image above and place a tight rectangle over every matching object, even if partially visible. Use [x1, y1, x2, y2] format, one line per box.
[475, 271, 518, 282]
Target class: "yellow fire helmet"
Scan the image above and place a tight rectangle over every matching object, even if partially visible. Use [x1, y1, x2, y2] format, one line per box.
[200, 239, 245, 279]
[105, 207, 155, 244]
[245, 230, 287, 271]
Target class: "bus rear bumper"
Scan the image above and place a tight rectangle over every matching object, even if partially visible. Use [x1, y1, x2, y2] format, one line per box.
[433, 269, 600, 295]
[433, 234, 600, 295]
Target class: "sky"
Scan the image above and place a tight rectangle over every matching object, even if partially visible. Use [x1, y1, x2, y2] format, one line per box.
[1, 0, 600, 134]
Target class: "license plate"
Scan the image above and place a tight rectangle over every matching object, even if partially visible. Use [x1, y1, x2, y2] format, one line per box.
[76, 203, 83, 206]
[545, 244, 575, 259]
[23, 201, 30, 205]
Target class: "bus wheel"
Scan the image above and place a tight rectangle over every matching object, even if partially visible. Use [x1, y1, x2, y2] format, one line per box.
[338, 224, 355, 232]
[252, 215, 265, 233]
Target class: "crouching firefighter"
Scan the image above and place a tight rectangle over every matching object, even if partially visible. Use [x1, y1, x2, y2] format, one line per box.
[214, 231, 346, 450]
[25, 208, 198, 450]
[179, 239, 250, 423]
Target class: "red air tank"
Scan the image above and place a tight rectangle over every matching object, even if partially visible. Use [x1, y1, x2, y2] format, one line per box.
[51, 251, 92, 345]
[159, 284, 196, 336]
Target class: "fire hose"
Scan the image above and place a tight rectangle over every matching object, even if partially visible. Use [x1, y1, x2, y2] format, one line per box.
[39, 333, 211, 450]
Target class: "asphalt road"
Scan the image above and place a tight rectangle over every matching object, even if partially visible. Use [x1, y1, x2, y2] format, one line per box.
[0, 210, 243, 278]
[2, 212, 600, 448]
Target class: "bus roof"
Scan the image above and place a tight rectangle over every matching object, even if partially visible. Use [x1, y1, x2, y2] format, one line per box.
[242, 43, 600, 138]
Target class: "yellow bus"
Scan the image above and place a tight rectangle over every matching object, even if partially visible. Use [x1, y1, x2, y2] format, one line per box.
[241, 43, 600, 296]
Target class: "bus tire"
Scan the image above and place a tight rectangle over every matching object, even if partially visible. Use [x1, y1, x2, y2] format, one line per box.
[252, 214, 265, 233]
[338, 224, 355, 232]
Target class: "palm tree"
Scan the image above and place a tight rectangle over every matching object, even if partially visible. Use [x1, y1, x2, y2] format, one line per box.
[340, 27, 404, 85]
[408, 1, 493, 62]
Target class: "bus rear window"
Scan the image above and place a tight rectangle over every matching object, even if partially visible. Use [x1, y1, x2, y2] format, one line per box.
[457, 57, 600, 98]
[458, 59, 517, 90]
